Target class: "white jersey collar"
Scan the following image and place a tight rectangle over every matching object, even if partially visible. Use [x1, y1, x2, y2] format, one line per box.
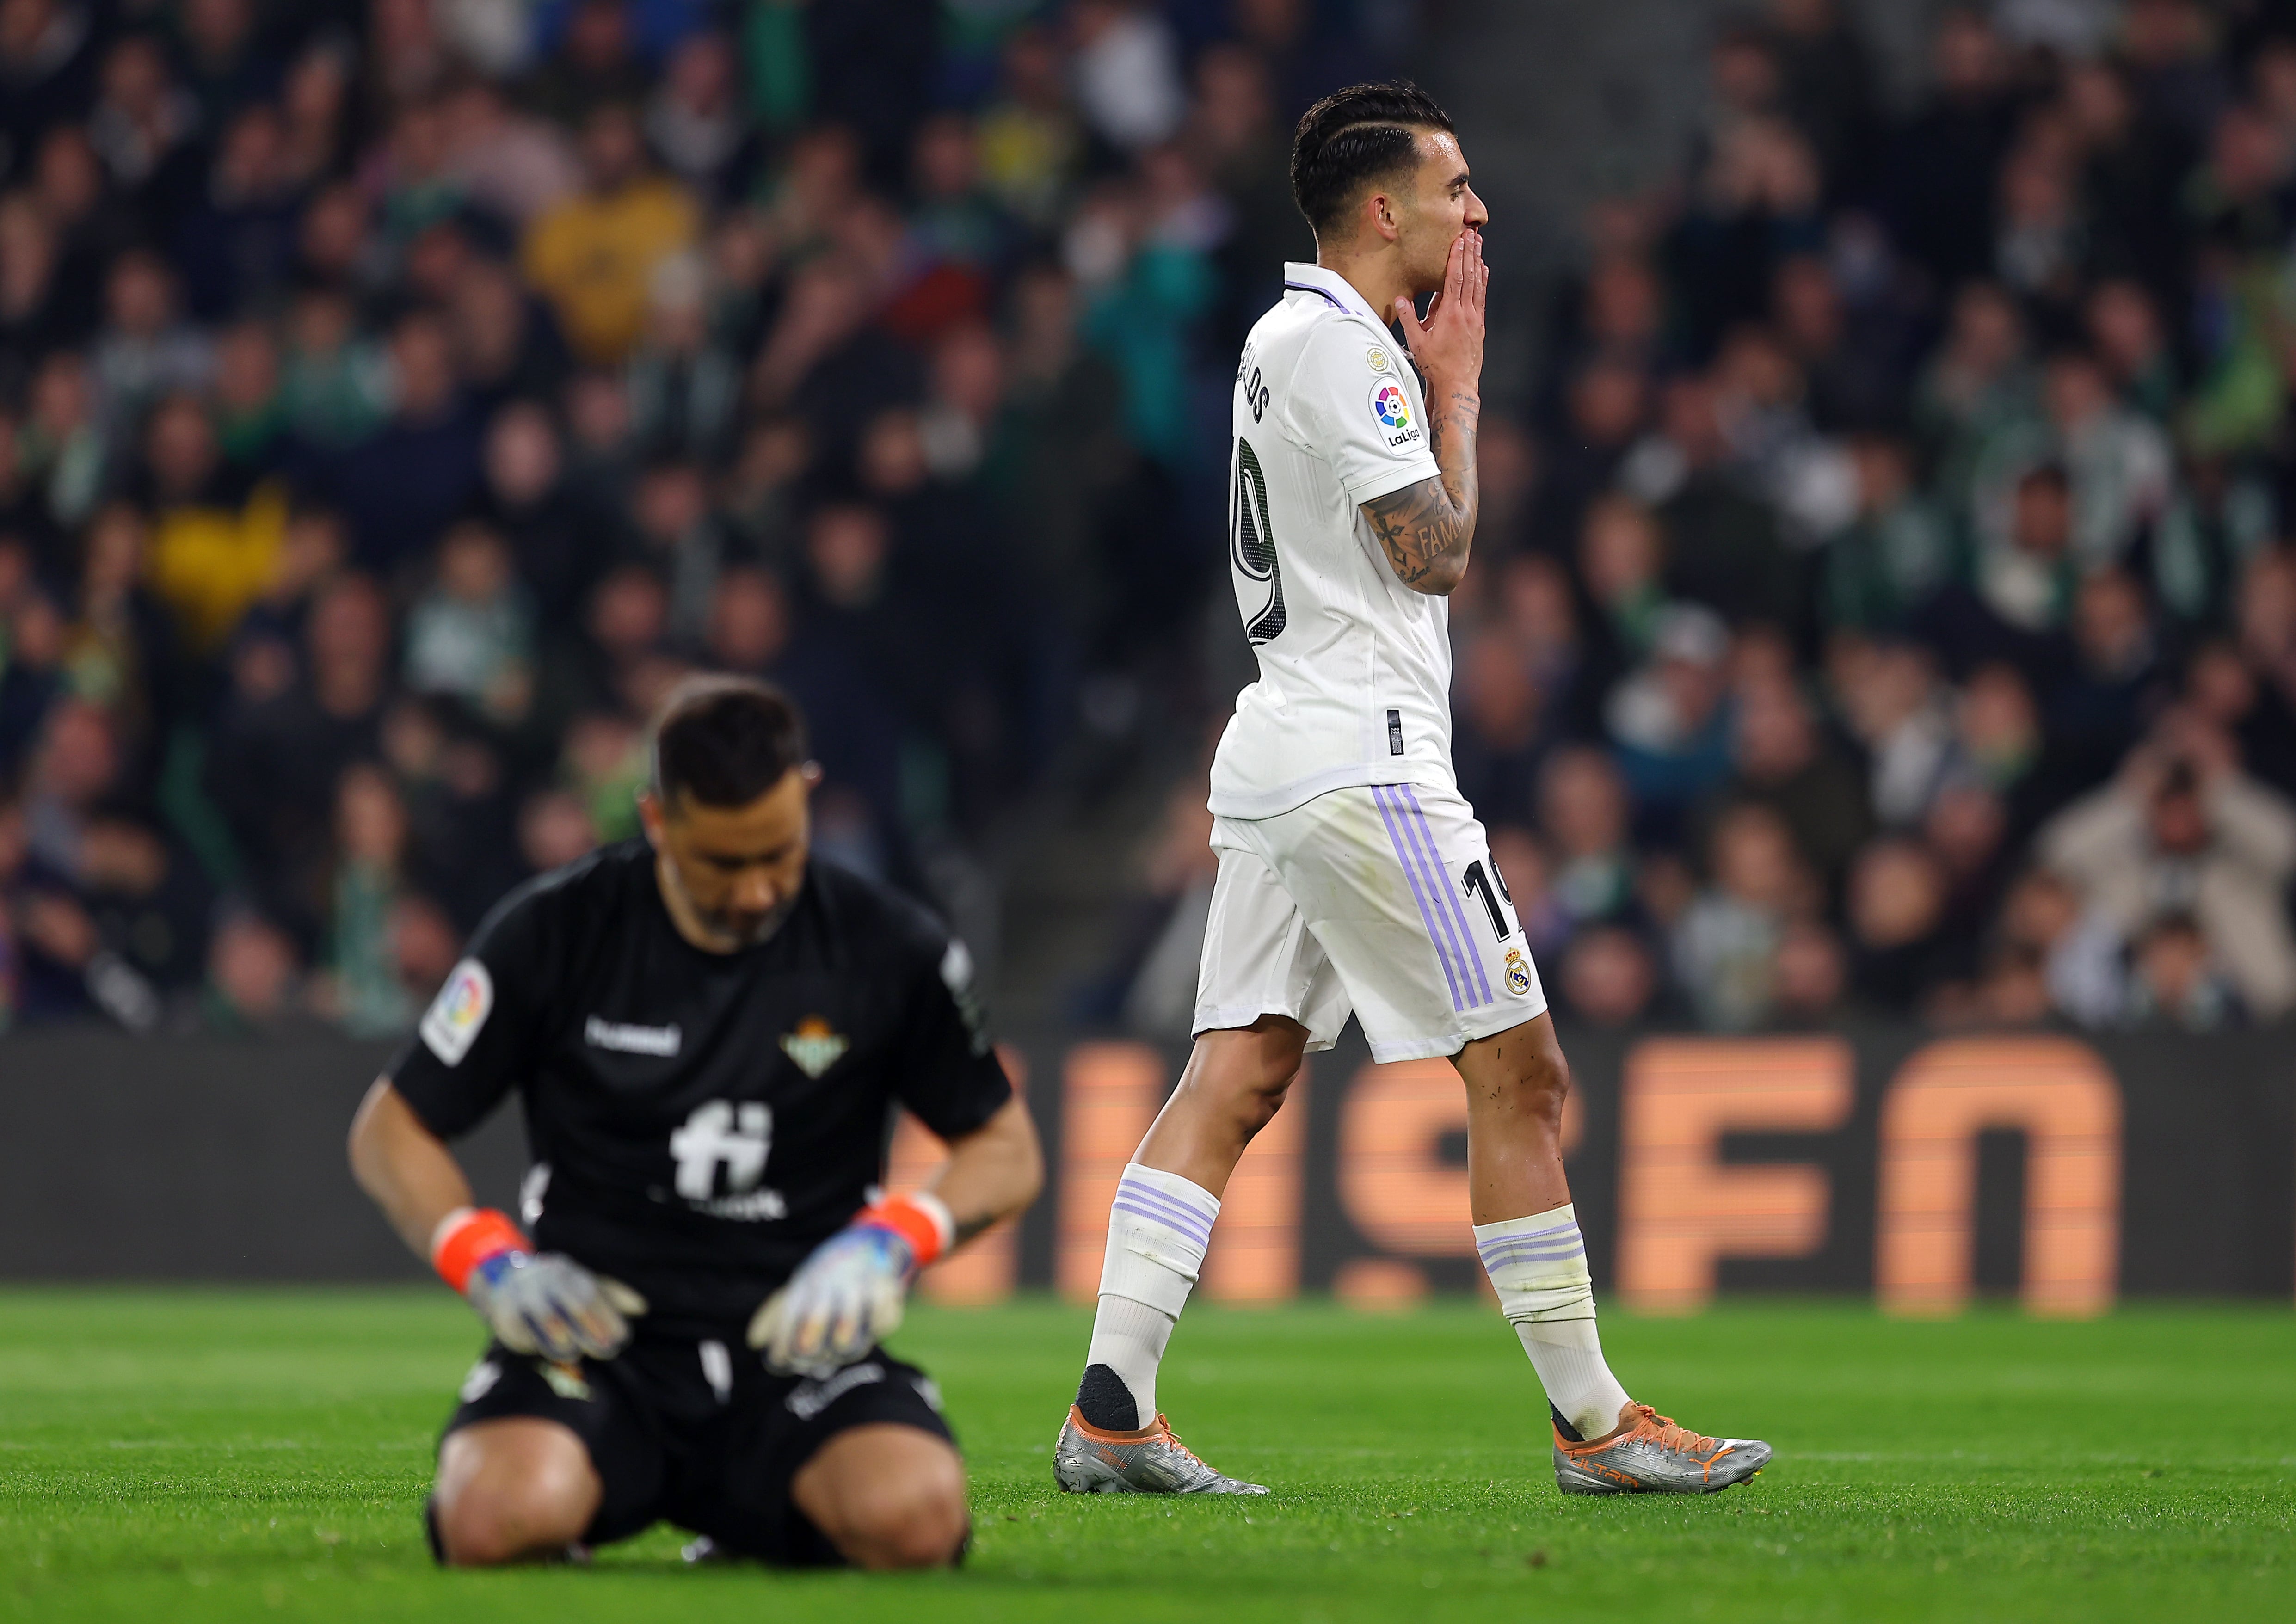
[1283, 262, 1389, 327]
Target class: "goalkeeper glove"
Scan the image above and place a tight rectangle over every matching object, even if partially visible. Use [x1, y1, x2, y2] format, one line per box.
[431, 1206, 646, 1364]
[748, 1193, 954, 1377]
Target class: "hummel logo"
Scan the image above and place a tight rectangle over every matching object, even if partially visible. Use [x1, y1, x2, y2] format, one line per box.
[586, 1016, 681, 1056]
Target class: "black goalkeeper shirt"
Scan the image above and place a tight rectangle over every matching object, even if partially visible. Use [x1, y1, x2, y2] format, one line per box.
[387, 841, 1011, 1334]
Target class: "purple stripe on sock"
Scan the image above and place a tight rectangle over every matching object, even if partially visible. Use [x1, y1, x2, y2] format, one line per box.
[1479, 1242, 1586, 1268]
[1112, 1183, 1217, 1239]
[1113, 1182, 1219, 1240]
[1403, 784, 1494, 1007]
[1110, 1198, 1214, 1250]
[1477, 1239, 1581, 1264]
[1389, 786, 1483, 1010]
[1114, 1173, 1219, 1222]
[1111, 1184, 1217, 1240]
[1479, 1218, 1580, 1243]
[1372, 784, 1465, 1012]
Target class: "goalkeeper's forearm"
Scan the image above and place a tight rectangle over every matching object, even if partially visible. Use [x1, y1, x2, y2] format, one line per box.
[349, 1078, 476, 1260]
[926, 1095, 1045, 1246]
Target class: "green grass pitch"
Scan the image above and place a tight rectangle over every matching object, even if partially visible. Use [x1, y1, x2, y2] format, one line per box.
[2, 1290, 2291, 1622]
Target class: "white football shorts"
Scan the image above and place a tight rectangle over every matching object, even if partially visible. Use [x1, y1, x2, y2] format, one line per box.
[1193, 780, 1549, 1062]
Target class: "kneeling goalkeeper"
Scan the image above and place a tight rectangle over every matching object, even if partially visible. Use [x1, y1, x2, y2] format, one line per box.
[349, 676, 1041, 1568]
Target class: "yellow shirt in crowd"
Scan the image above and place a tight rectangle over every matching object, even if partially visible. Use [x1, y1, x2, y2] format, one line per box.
[149, 478, 290, 653]
[520, 179, 701, 364]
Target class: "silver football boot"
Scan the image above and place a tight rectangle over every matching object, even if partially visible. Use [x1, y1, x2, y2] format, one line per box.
[1053, 1405, 1269, 1495]
[1552, 1403, 1771, 1495]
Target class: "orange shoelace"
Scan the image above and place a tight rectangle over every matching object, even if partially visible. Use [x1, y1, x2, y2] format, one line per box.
[1153, 1415, 1211, 1467]
[1625, 1404, 1721, 1455]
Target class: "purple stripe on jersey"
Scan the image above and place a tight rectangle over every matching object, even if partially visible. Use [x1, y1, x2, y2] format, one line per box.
[1389, 786, 1487, 1009]
[1111, 1180, 1218, 1243]
[1372, 784, 1465, 1013]
[1111, 1197, 1214, 1249]
[1403, 784, 1495, 1007]
[1284, 281, 1348, 311]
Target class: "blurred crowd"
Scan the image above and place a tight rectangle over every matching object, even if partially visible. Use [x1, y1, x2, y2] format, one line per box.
[0, 0, 1399, 1033]
[14, 0, 2296, 1045]
[1113, 0, 2296, 1040]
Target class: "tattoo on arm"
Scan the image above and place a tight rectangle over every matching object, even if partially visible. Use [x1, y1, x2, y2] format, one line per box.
[1362, 386, 1480, 595]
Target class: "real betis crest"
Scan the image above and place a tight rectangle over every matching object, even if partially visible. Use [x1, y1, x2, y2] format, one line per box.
[781, 1015, 849, 1079]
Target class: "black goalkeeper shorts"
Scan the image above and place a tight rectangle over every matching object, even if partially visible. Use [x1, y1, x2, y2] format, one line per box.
[439, 1332, 955, 1566]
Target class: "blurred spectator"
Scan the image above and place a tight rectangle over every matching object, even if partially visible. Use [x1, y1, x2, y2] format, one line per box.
[315, 311, 482, 577]
[322, 761, 417, 1037]
[1452, 630, 1549, 828]
[2039, 731, 2296, 1020]
[2122, 910, 2244, 1029]
[1844, 836, 1955, 1015]
[1708, 674, 1871, 888]
[1606, 603, 1734, 839]
[1559, 923, 1660, 1029]
[203, 910, 302, 1031]
[1673, 801, 1807, 1030]
[404, 521, 535, 725]
[1821, 435, 1954, 633]
[521, 102, 700, 365]
[1772, 916, 1848, 1026]
[1538, 745, 1637, 931]
[139, 392, 289, 654]
[1068, 1, 1185, 154]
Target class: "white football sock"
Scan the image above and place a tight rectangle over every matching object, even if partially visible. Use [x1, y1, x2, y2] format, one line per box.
[1084, 1292, 1175, 1421]
[1474, 1204, 1633, 1442]
[1082, 1164, 1219, 1426]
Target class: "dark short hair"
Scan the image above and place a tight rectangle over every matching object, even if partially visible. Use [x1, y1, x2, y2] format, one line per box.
[650, 675, 809, 809]
[1290, 80, 1456, 237]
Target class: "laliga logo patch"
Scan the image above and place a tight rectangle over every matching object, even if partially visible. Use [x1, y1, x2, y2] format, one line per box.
[781, 1015, 849, 1079]
[420, 958, 493, 1067]
[1504, 949, 1533, 997]
[1369, 380, 1420, 447]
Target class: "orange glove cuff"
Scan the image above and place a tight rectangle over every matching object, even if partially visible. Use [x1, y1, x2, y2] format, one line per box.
[858, 1193, 954, 1269]
[431, 1207, 529, 1293]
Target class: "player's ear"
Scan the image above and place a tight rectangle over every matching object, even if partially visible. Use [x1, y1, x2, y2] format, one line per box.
[799, 760, 824, 792]
[1367, 187, 1401, 244]
[637, 788, 666, 846]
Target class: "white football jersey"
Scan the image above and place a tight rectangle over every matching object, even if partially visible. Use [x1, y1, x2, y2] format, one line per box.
[1208, 262, 1452, 820]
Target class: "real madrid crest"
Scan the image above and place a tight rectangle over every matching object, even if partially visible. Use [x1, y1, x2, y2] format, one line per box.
[781, 1015, 849, 1078]
[1504, 949, 1532, 997]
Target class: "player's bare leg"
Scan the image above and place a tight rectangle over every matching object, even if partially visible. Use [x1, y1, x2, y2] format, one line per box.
[430, 1418, 601, 1564]
[1459, 1012, 1769, 1494]
[1055, 1016, 1302, 1495]
[791, 1423, 970, 1568]
[1135, 1015, 1308, 1192]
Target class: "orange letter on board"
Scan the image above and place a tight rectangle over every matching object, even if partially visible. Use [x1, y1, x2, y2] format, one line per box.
[1336, 1058, 1583, 1301]
[1875, 1038, 2121, 1318]
[1055, 1043, 1165, 1301]
[1616, 1039, 1854, 1314]
[886, 1046, 1029, 1304]
[1201, 1069, 1307, 1303]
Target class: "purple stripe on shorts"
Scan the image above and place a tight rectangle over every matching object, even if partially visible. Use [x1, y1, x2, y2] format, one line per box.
[1403, 784, 1495, 1007]
[1389, 786, 1487, 1009]
[1110, 1197, 1214, 1249]
[1372, 784, 1465, 1012]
